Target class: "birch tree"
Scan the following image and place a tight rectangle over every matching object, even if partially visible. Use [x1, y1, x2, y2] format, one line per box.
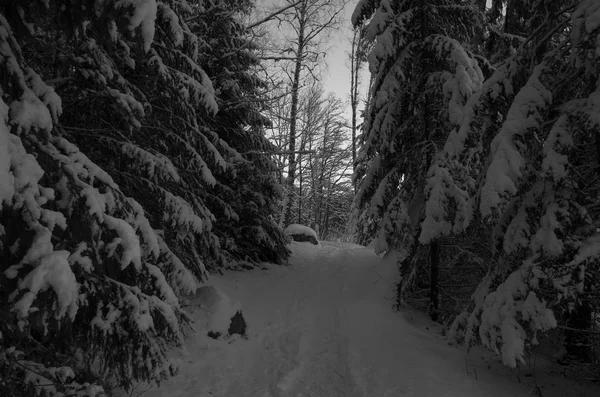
[349, 24, 370, 191]
[261, 0, 346, 227]
[293, 86, 353, 239]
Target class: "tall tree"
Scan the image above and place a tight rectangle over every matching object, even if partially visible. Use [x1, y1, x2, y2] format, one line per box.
[355, 0, 600, 370]
[352, 0, 482, 320]
[349, 24, 370, 192]
[448, 0, 600, 368]
[273, 82, 353, 238]
[0, 0, 288, 395]
[296, 82, 325, 225]
[305, 92, 352, 238]
[0, 2, 199, 394]
[195, 0, 291, 267]
[262, 0, 346, 227]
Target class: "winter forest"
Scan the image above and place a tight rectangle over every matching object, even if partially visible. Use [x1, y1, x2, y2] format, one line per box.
[1, 0, 600, 396]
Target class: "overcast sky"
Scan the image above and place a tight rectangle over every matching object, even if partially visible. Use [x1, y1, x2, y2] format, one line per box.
[320, 1, 370, 118]
[253, 0, 370, 119]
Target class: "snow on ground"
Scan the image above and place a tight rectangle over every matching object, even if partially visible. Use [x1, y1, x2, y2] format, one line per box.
[188, 284, 242, 336]
[124, 241, 600, 397]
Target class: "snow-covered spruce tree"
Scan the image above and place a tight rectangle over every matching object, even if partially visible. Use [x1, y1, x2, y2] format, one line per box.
[14, 0, 222, 276]
[195, 0, 290, 266]
[448, 0, 600, 368]
[1, 0, 287, 395]
[351, 0, 483, 317]
[18, 0, 289, 271]
[0, 3, 198, 395]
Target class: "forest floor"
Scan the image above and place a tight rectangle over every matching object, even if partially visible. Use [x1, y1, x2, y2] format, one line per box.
[120, 242, 600, 397]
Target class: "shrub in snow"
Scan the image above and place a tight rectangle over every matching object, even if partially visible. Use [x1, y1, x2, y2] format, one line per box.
[189, 285, 247, 339]
[284, 224, 319, 245]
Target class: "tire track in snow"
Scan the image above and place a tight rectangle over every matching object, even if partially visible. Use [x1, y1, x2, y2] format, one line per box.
[296, 308, 362, 397]
[250, 247, 335, 397]
[134, 244, 377, 397]
[274, 246, 364, 397]
[135, 242, 556, 397]
[272, 247, 333, 396]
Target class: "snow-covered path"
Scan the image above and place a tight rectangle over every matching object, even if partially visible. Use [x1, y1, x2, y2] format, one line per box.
[134, 242, 569, 397]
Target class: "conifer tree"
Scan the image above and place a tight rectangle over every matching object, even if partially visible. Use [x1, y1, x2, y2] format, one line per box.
[448, 0, 600, 367]
[180, 0, 290, 267]
[351, 0, 483, 318]
[0, 0, 288, 394]
[0, 2, 195, 394]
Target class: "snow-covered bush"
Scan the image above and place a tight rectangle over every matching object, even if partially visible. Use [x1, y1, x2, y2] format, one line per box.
[284, 224, 319, 245]
[189, 285, 246, 339]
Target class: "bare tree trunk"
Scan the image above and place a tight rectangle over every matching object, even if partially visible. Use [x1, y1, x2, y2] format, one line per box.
[420, 0, 439, 322]
[429, 241, 439, 322]
[350, 28, 359, 192]
[271, 0, 344, 227]
[322, 203, 330, 240]
[350, 26, 369, 188]
[282, 5, 306, 227]
[316, 123, 329, 231]
[298, 152, 303, 224]
[471, 0, 487, 47]
[504, 0, 518, 34]
[297, 125, 310, 225]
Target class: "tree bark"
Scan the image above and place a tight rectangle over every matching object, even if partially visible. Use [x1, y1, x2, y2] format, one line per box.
[504, 0, 518, 34]
[420, 0, 439, 322]
[298, 152, 303, 224]
[282, 2, 307, 227]
[297, 124, 311, 224]
[429, 241, 440, 322]
[350, 28, 359, 193]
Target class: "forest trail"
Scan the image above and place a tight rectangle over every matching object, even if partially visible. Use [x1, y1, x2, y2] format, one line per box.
[131, 242, 564, 397]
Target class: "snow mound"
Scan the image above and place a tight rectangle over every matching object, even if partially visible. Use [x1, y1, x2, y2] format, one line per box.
[189, 285, 243, 338]
[284, 224, 319, 245]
